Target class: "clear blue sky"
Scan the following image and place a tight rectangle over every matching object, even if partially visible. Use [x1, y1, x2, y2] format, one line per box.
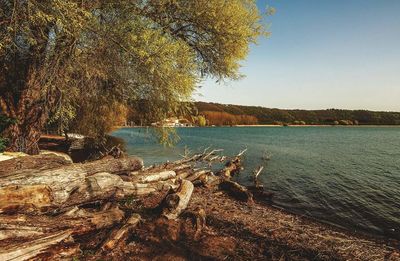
[197, 0, 400, 111]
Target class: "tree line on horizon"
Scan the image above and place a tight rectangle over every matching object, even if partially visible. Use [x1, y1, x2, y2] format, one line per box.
[194, 102, 400, 125]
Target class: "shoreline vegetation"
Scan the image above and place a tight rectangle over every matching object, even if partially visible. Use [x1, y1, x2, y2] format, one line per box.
[0, 144, 399, 260]
[116, 124, 400, 128]
[123, 102, 400, 128]
[193, 102, 400, 126]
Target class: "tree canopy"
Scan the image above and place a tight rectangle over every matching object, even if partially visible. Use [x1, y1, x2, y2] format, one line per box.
[0, 0, 266, 154]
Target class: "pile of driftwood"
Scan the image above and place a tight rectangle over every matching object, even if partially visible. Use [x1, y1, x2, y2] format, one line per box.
[0, 148, 270, 260]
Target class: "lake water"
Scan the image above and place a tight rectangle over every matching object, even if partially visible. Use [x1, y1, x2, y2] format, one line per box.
[112, 126, 400, 240]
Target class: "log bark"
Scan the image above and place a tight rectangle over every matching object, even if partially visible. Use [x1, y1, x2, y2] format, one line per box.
[163, 180, 194, 220]
[186, 170, 210, 182]
[219, 180, 253, 203]
[0, 230, 74, 261]
[101, 213, 141, 251]
[0, 153, 72, 177]
[0, 207, 124, 260]
[0, 206, 125, 241]
[2, 70, 51, 155]
[0, 173, 178, 214]
[0, 156, 144, 213]
[218, 158, 241, 178]
[133, 170, 176, 183]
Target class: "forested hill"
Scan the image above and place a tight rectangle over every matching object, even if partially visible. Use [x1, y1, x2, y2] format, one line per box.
[194, 102, 400, 125]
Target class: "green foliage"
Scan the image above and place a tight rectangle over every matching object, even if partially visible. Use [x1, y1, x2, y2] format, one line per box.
[0, 138, 7, 152]
[292, 121, 306, 125]
[0, 114, 15, 133]
[0, 114, 15, 152]
[190, 115, 207, 126]
[153, 127, 180, 147]
[197, 116, 207, 127]
[0, 0, 267, 146]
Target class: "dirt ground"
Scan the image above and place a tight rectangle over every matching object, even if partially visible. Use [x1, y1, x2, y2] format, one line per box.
[86, 187, 399, 261]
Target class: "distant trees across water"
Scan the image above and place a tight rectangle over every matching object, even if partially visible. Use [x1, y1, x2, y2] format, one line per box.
[194, 102, 400, 126]
[201, 111, 258, 126]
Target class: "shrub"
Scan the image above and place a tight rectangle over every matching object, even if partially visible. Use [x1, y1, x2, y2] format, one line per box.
[0, 114, 16, 152]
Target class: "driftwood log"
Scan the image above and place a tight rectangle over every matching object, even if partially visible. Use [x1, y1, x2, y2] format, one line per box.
[0, 153, 72, 177]
[0, 206, 125, 260]
[0, 148, 259, 260]
[219, 180, 253, 203]
[163, 180, 194, 220]
[0, 156, 144, 214]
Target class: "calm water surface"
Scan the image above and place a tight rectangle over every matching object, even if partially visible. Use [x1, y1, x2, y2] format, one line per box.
[112, 126, 400, 239]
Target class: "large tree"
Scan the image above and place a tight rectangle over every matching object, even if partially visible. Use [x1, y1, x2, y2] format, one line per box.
[0, 0, 266, 154]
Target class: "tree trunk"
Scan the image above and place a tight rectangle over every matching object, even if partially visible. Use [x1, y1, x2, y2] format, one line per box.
[6, 122, 42, 155]
[2, 69, 49, 155]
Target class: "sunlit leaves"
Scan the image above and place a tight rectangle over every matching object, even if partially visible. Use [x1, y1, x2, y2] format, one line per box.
[0, 0, 266, 143]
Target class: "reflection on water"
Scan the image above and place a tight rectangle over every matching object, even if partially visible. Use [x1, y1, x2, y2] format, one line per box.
[112, 126, 400, 240]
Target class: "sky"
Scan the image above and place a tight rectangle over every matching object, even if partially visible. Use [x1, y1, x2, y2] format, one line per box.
[196, 0, 400, 111]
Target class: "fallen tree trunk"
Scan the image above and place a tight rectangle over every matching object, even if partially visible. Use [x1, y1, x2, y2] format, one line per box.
[163, 180, 194, 220]
[0, 207, 125, 260]
[219, 180, 253, 203]
[133, 170, 176, 183]
[0, 154, 72, 177]
[0, 206, 125, 241]
[0, 173, 179, 214]
[217, 149, 246, 179]
[186, 170, 210, 182]
[0, 156, 144, 213]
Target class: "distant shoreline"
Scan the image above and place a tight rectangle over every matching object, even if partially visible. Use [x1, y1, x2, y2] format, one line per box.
[115, 124, 400, 129]
[234, 124, 400, 127]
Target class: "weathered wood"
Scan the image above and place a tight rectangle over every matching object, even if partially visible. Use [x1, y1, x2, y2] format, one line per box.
[33, 241, 81, 261]
[219, 180, 253, 203]
[102, 214, 141, 251]
[0, 173, 179, 214]
[0, 206, 125, 241]
[0, 156, 144, 213]
[253, 166, 264, 188]
[134, 170, 176, 183]
[0, 230, 73, 261]
[186, 170, 209, 182]
[78, 155, 143, 175]
[173, 164, 192, 172]
[247, 186, 274, 202]
[163, 180, 194, 220]
[0, 149, 258, 259]
[176, 170, 193, 179]
[203, 173, 223, 188]
[217, 158, 242, 178]
[0, 154, 72, 177]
